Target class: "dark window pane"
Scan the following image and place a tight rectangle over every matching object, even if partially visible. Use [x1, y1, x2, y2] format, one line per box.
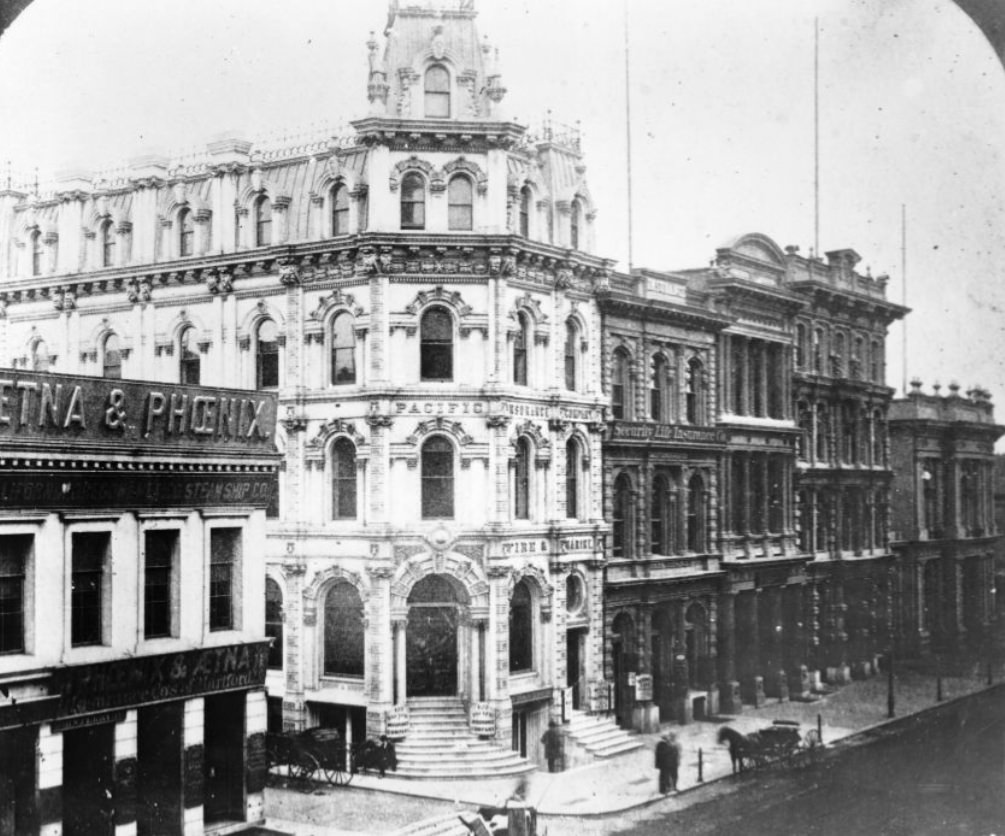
[331, 312, 356, 385]
[102, 223, 115, 267]
[266, 578, 283, 670]
[256, 197, 272, 246]
[257, 319, 279, 390]
[103, 333, 122, 380]
[324, 582, 364, 676]
[513, 315, 528, 385]
[422, 437, 454, 518]
[514, 439, 530, 520]
[72, 532, 107, 646]
[209, 528, 240, 631]
[564, 322, 577, 391]
[448, 177, 473, 230]
[425, 65, 450, 117]
[179, 327, 200, 385]
[420, 307, 453, 381]
[0, 536, 29, 654]
[509, 581, 533, 672]
[144, 530, 177, 639]
[565, 440, 579, 519]
[401, 173, 426, 229]
[519, 187, 531, 237]
[332, 186, 350, 235]
[332, 438, 357, 519]
[179, 209, 195, 257]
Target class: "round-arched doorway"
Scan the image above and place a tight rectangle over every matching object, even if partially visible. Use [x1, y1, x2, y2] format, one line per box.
[406, 574, 469, 696]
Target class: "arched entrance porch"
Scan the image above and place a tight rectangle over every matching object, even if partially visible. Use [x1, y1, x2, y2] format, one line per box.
[405, 575, 466, 696]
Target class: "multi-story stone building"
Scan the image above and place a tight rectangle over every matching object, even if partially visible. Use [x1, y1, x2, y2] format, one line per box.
[889, 381, 1002, 656]
[0, 1, 621, 775]
[599, 233, 910, 730]
[0, 370, 279, 836]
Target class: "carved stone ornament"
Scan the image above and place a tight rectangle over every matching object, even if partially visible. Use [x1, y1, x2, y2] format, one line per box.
[305, 418, 366, 449]
[555, 268, 574, 290]
[206, 268, 233, 294]
[406, 417, 473, 447]
[278, 263, 301, 286]
[310, 288, 364, 321]
[364, 413, 393, 429]
[485, 414, 510, 429]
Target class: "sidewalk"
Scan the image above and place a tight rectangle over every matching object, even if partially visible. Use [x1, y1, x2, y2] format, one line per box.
[263, 657, 1002, 835]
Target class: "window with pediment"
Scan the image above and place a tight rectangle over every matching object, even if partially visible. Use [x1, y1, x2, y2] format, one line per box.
[331, 437, 357, 520]
[420, 306, 453, 381]
[179, 326, 200, 385]
[102, 333, 122, 380]
[331, 312, 356, 385]
[612, 348, 631, 420]
[323, 581, 364, 677]
[101, 221, 115, 267]
[256, 318, 279, 390]
[519, 186, 531, 237]
[401, 172, 426, 230]
[331, 184, 350, 236]
[421, 436, 454, 519]
[448, 176, 473, 231]
[514, 437, 531, 520]
[179, 208, 195, 257]
[255, 196, 272, 247]
[424, 64, 450, 118]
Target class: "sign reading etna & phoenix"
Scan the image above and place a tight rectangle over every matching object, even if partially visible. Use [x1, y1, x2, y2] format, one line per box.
[0, 369, 276, 452]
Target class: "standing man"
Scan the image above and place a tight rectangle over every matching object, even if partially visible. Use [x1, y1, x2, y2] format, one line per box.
[655, 732, 680, 793]
[541, 720, 564, 773]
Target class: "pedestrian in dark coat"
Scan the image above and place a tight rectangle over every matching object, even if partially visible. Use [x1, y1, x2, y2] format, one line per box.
[378, 734, 397, 777]
[655, 732, 681, 793]
[541, 720, 564, 772]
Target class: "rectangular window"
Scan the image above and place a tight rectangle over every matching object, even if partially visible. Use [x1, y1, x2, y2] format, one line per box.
[72, 532, 108, 647]
[209, 528, 241, 631]
[0, 536, 30, 654]
[144, 530, 178, 639]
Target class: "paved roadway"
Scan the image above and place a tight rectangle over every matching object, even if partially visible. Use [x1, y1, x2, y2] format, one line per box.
[606, 686, 1005, 836]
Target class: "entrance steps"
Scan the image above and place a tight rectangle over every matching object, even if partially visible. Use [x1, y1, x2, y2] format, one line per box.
[562, 708, 643, 760]
[395, 697, 535, 780]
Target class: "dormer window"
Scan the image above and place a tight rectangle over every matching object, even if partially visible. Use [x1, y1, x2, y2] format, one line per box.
[179, 209, 194, 257]
[30, 231, 42, 276]
[447, 176, 473, 231]
[424, 65, 450, 118]
[101, 221, 115, 268]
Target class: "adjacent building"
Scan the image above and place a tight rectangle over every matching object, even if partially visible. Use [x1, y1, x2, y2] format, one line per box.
[0, 370, 279, 836]
[889, 381, 1002, 655]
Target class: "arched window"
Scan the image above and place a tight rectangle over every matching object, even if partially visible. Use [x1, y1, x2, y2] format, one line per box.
[401, 172, 426, 230]
[31, 338, 49, 373]
[509, 580, 533, 672]
[513, 312, 530, 386]
[179, 326, 200, 385]
[256, 318, 279, 390]
[564, 320, 579, 392]
[102, 333, 122, 379]
[331, 438, 357, 520]
[570, 199, 582, 250]
[31, 231, 42, 276]
[611, 349, 631, 420]
[420, 306, 453, 381]
[255, 196, 272, 247]
[687, 473, 704, 551]
[101, 221, 115, 268]
[323, 581, 364, 677]
[519, 186, 532, 237]
[265, 578, 283, 670]
[686, 357, 703, 424]
[650, 355, 668, 421]
[424, 64, 450, 118]
[565, 438, 581, 520]
[514, 437, 531, 520]
[447, 176, 473, 231]
[421, 436, 454, 519]
[795, 323, 807, 370]
[331, 185, 350, 236]
[330, 312, 356, 385]
[612, 474, 633, 559]
[651, 474, 671, 555]
[179, 208, 195, 257]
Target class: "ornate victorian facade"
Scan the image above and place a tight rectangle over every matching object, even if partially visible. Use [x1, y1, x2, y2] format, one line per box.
[0, 2, 612, 773]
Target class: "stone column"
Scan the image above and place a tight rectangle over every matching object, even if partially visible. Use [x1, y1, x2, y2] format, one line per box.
[718, 591, 740, 714]
[38, 723, 63, 836]
[393, 618, 408, 705]
[182, 698, 205, 836]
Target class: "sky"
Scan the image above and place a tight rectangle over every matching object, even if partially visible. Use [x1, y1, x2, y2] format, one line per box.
[2, 0, 1005, 420]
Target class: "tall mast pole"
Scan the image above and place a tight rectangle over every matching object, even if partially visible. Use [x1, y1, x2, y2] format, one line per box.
[624, 0, 634, 274]
[902, 204, 908, 394]
[814, 17, 820, 258]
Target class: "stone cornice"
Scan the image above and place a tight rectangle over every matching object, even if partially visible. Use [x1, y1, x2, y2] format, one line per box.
[350, 116, 527, 152]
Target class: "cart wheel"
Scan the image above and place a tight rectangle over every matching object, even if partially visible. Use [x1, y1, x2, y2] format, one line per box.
[292, 753, 320, 782]
[325, 763, 351, 786]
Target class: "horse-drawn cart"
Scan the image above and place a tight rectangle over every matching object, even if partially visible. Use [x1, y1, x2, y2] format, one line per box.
[266, 727, 353, 786]
[719, 720, 823, 773]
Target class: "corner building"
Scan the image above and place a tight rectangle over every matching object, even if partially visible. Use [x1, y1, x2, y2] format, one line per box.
[0, 3, 614, 775]
[0, 371, 279, 836]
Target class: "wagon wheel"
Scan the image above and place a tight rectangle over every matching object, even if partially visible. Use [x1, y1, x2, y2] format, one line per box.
[291, 752, 320, 782]
[324, 760, 353, 786]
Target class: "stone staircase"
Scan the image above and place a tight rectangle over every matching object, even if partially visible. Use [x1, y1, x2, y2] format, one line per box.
[562, 708, 643, 763]
[394, 697, 536, 779]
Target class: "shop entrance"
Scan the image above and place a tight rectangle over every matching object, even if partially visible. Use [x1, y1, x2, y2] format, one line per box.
[406, 575, 465, 697]
[63, 722, 114, 836]
[137, 702, 183, 836]
[566, 629, 584, 710]
[204, 692, 245, 825]
[0, 726, 37, 835]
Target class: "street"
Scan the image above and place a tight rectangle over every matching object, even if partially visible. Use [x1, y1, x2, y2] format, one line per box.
[608, 686, 1005, 836]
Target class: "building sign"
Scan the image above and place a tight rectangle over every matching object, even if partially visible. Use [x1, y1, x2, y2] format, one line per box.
[55, 641, 270, 716]
[469, 702, 496, 738]
[0, 369, 277, 452]
[608, 422, 727, 445]
[634, 674, 654, 702]
[502, 539, 548, 556]
[51, 710, 127, 733]
[0, 471, 277, 510]
[560, 536, 594, 554]
[393, 400, 486, 416]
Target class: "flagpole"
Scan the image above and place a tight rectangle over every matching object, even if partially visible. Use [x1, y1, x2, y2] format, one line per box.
[814, 17, 820, 258]
[902, 204, 908, 394]
[624, 0, 634, 274]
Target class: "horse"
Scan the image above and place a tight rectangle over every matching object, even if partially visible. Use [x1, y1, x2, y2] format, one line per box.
[717, 726, 753, 774]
